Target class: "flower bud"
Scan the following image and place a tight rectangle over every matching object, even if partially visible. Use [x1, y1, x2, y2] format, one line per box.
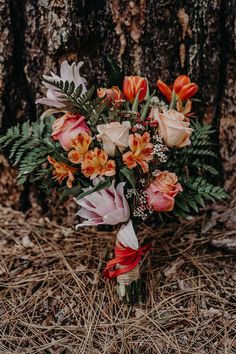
[97, 86, 124, 107]
[123, 76, 148, 103]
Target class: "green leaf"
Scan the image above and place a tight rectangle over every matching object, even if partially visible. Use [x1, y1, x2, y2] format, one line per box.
[0, 117, 54, 185]
[132, 89, 142, 112]
[120, 167, 136, 190]
[76, 178, 112, 201]
[140, 90, 156, 121]
[169, 92, 177, 109]
[60, 185, 82, 201]
[187, 199, 199, 213]
[175, 197, 190, 213]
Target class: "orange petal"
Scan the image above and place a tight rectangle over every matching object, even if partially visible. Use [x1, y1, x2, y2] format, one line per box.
[136, 77, 148, 102]
[173, 75, 190, 94]
[157, 80, 172, 102]
[123, 76, 135, 102]
[122, 151, 137, 169]
[68, 150, 83, 164]
[179, 83, 198, 101]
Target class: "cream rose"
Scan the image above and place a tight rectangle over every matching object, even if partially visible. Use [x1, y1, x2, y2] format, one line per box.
[157, 109, 193, 148]
[97, 121, 131, 157]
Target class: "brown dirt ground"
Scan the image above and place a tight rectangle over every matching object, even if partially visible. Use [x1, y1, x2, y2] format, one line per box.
[0, 155, 236, 354]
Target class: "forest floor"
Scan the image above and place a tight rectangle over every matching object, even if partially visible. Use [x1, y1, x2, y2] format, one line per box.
[1, 156, 236, 354]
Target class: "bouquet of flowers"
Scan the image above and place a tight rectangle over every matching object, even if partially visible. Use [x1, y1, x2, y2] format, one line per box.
[0, 61, 227, 302]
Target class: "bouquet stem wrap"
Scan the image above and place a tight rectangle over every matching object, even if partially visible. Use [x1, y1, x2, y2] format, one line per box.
[104, 238, 151, 302]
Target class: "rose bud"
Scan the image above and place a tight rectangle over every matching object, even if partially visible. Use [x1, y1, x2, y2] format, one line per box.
[97, 86, 124, 108]
[123, 76, 148, 103]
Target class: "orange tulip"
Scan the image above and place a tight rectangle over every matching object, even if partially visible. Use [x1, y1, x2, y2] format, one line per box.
[123, 76, 148, 103]
[122, 132, 154, 173]
[157, 75, 198, 102]
[97, 86, 124, 107]
[47, 156, 78, 188]
[68, 132, 92, 164]
[81, 148, 116, 179]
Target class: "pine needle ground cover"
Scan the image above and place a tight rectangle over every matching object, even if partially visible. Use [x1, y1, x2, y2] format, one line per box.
[1, 200, 236, 353]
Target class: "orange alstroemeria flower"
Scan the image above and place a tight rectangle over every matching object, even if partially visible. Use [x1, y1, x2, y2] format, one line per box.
[47, 156, 78, 188]
[122, 132, 154, 173]
[157, 75, 198, 102]
[81, 148, 116, 179]
[68, 132, 92, 164]
[123, 76, 148, 103]
[176, 99, 193, 118]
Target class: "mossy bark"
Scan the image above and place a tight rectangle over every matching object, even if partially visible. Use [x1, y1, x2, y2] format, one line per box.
[0, 0, 235, 189]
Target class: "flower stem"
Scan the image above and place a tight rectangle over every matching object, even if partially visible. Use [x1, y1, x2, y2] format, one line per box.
[169, 92, 177, 109]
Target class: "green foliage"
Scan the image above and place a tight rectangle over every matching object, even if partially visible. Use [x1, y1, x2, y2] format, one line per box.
[160, 121, 228, 217]
[42, 79, 106, 127]
[165, 120, 219, 177]
[76, 178, 112, 201]
[174, 177, 228, 217]
[106, 57, 124, 88]
[120, 167, 136, 191]
[0, 117, 54, 184]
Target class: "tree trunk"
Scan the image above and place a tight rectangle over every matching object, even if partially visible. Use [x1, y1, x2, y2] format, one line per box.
[1, 0, 235, 190]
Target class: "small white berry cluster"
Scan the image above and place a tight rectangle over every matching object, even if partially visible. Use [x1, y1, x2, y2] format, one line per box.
[126, 188, 136, 199]
[133, 190, 152, 221]
[139, 178, 146, 187]
[152, 135, 163, 143]
[152, 169, 161, 177]
[152, 135, 169, 163]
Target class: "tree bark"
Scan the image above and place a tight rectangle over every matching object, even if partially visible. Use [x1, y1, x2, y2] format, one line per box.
[0, 0, 235, 189]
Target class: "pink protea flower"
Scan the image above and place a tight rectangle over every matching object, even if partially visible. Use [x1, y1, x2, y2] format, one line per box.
[52, 112, 90, 151]
[36, 61, 87, 108]
[146, 171, 182, 212]
[75, 181, 130, 227]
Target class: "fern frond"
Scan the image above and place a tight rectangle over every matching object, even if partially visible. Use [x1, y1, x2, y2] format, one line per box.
[42, 79, 106, 125]
[0, 117, 55, 184]
[0, 125, 21, 147]
[174, 176, 228, 217]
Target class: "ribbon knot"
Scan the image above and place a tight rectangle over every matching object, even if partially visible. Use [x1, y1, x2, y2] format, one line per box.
[104, 242, 152, 279]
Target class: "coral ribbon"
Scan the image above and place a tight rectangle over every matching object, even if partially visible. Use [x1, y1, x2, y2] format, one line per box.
[104, 242, 152, 279]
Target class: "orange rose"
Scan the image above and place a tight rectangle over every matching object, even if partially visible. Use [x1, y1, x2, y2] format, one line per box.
[147, 171, 182, 212]
[157, 109, 193, 148]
